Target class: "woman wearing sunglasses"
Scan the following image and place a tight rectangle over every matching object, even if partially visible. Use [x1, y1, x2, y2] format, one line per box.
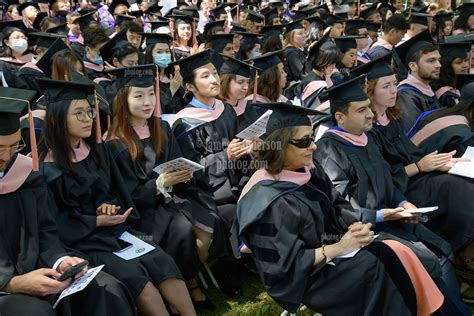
[237, 102, 444, 316]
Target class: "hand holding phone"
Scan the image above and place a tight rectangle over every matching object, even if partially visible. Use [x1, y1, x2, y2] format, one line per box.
[57, 260, 89, 281]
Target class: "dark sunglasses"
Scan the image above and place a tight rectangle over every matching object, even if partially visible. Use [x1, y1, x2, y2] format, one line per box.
[288, 134, 315, 148]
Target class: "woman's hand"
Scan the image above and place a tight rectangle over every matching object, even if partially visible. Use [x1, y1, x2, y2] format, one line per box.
[226, 139, 253, 160]
[169, 70, 183, 96]
[96, 208, 133, 227]
[417, 150, 455, 172]
[437, 156, 470, 172]
[337, 222, 374, 254]
[96, 203, 120, 216]
[159, 170, 193, 187]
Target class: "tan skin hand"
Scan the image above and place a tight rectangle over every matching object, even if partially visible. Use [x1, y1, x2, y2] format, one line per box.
[161, 170, 193, 187]
[417, 150, 456, 172]
[382, 207, 417, 221]
[339, 222, 375, 253]
[96, 207, 133, 227]
[400, 202, 422, 224]
[438, 157, 470, 172]
[226, 139, 254, 160]
[169, 70, 183, 96]
[4, 269, 72, 296]
[57, 257, 88, 280]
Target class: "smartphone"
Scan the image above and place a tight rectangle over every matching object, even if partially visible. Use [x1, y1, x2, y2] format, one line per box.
[57, 260, 89, 281]
[117, 239, 134, 251]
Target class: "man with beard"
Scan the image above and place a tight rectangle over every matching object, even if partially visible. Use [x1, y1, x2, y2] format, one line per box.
[395, 30, 442, 132]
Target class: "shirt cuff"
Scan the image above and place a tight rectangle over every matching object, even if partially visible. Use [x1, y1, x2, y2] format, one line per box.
[53, 256, 71, 271]
[156, 176, 172, 203]
[376, 210, 385, 223]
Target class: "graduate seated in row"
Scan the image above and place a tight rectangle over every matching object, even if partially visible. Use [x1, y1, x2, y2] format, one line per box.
[0, 88, 136, 316]
[37, 79, 196, 316]
[313, 74, 471, 315]
[237, 102, 445, 316]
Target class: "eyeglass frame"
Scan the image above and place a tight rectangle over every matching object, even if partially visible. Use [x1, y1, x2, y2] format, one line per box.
[0, 138, 27, 156]
[71, 107, 97, 122]
[288, 134, 316, 149]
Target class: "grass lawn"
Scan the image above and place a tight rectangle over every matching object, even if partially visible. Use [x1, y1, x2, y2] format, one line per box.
[197, 274, 474, 316]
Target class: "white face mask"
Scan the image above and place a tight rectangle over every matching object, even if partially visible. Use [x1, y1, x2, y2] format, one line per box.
[10, 38, 28, 54]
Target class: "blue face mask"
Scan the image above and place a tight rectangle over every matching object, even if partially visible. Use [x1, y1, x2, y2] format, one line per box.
[154, 53, 172, 68]
[94, 55, 103, 65]
[250, 51, 262, 58]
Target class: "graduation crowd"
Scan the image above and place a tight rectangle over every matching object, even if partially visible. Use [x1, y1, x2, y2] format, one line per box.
[0, 0, 474, 315]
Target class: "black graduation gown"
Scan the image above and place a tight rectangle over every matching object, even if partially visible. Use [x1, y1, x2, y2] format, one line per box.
[44, 144, 183, 298]
[172, 103, 241, 257]
[283, 47, 307, 82]
[159, 80, 187, 114]
[367, 45, 391, 60]
[106, 121, 227, 277]
[16, 62, 46, 97]
[0, 60, 27, 88]
[371, 119, 474, 252]
[397, 84, 442, 132]
[237, 166, 418, 315]
[313, 132, 450, 278]
[409, 112, 474, 157]
[225, 100, 261, 133]
[437, 87, 460, 108]
[0, 155, 136, 316]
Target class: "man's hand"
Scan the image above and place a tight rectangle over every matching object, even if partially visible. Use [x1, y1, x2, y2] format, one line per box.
[96, 208, 133, 227]
[96, 203, 120, 216]
[4, 269, 72, 296]
[57, 257, 88, 280]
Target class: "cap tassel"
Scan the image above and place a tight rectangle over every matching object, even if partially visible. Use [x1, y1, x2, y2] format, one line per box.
[171, 18, 177, 61]
[252, 71, 259, 103]
[94, 91, 102, 143]
[154, 67, 162, 117]
[192, 21, 198, 47]
[28, 105, 39, 172]
[236, 5, 240, 23]
[107, 114, 111, 129]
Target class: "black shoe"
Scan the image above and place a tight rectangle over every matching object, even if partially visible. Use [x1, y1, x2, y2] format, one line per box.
[189, 286, 215, 311]
[211, 258, 243, 299]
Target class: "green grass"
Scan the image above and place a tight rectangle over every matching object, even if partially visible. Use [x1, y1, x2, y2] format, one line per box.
[197, 274, 474, 316]
[196, 274, 314, 316]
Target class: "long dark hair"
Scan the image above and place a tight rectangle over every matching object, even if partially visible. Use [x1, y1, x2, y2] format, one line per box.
[421, 99, 474, 127]
[431, 53, 457, 91]
[39, 99, 103, 174]
[107, 86, 168, 160]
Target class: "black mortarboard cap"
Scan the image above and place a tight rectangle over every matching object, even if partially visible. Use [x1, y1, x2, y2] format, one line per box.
[432, 12, 453, 28]
[409, 12, 429, 26]
[145, 3, 163, 15]
[455, 73, 474, 90]
[141, 32, 173, 48]
[246, 50, 282, 70]
[99, 28, 128, 63]
[149, 20, 170, 32]
[246, 10, 265, 23]
[305, 15, 328, 29]
[36, 78, 95, 104]
[78, 7, 96, 15]
[0, 19, 27, 33]
[29, 31, 66, 48]
[251, 102, 324, 134]
[35, 38, 70, 77]
[230, 22, 247, 33]
[456, 2, 474, 15]
[308, 33, 331, 60]
[360, 4, 378, 20]
[259, 24, 285, 37]
[283, 19, 304, 34]
[45, 23, 69, 36]
[327, 74, 368, 113]
[365, 21, 382, 32]
[114, 14, 136, 27]
[32, 11, 48, 31]
[377, 2, 397, 14]
[326, 14, 345, 25]
[75, 10, 98, 31]
[108, 0, 130, 15]
[334, 35, 361, 51]
[203, 19, 226, 36]
[263, 7, 279, 24]
[395, 29, 435, 64]
[18, 0, 39, 15]
[444, 33, 474, 44]
[0, 87, 36, 135]
[129, 10, 143, 18]
[168, 13, 195, 25]
[350, 53, 394, 80]
[293, 10, 310, 21]
[105, 64, 156, 90]
[411, 4, 428, 13]
[219, 54, 261, 78]
[344, 19, 367, 33]
[170, 49, 214, 77]
[438, 42, 471, 60]
[205, 33, 234, 52]
[212, 3, 234, 17]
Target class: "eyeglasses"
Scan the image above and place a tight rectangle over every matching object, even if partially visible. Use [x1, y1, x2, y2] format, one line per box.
[288, 134, 315, 148]
[72, 108, 97, 122]
[0, 138, 26, 156]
